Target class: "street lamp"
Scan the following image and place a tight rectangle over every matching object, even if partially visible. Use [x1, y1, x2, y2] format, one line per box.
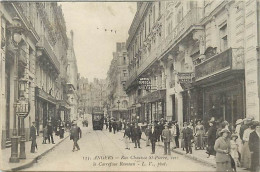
[117, 100, 120, 119]
[18, 77, 30, 159]
[8, 16, 25, 163]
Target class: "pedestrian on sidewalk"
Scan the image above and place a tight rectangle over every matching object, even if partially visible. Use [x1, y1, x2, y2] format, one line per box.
[70, 121, 81, 152]
[206, 121, 216, 158]
[30, 121, 37, 153]
[230, 134, 240, 168]
[214, 128, 232, 172]
[145, 124, 151, 146]
[47, 121, 55, 144]
[248, 121, 260, 172]
[195, 120, 205, 150]
[112, 120, 117, 134]
[124, 124, 131, 150]
[149, 123, 157, 154]
[162, 123, 171, 155]
[241, 121, 254, 170]
[42, 125, 48, 144]
[59, 122, 65, 139]
[182, 122, 194, 154]
[170, 121, 177, 149]
[175, 122, 180, 148]
[133, 123, 142, 148]
[108, 120, 112, 132]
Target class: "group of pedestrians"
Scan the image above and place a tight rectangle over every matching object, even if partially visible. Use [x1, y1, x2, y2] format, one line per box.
[107, 119, 122, 134]
[30, 121, 56, 153]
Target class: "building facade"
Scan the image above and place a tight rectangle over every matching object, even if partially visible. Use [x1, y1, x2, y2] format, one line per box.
[0, 2, 78, 149]
[107, 42, 129, 120]
[78, 77, 106, 116]
[126, 0, 260, 127]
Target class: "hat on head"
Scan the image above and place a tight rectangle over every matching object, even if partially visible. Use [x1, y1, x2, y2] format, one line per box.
[231, 134, 238, 139]
[236, 119, 243, 125]
[220, 128, 230, 134]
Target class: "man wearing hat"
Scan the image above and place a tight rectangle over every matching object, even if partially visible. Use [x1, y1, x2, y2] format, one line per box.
[149, 123, 158, 154]
[182, 122, 194, 154]
[162, 123, 172, 155]
[47, 121, 55, 144]
[249, 121, 260, 172]
[30, 121, 37, 153]
[70, 121, 81, 152]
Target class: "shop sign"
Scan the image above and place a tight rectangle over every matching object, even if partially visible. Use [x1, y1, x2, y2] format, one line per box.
[138, 78, 151, 90]
[177, 72, 194, 83]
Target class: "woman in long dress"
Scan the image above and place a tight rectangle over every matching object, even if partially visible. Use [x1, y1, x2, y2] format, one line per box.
[241, 122, 254, 169]
[214, 128, 232, 172]
[195, 120, 205, 150]
[206, 121, 216, 157]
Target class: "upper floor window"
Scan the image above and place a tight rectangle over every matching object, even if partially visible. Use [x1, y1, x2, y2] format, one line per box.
[177, 7, 183, 23]
[158, 2, 161, 17]
[123, 56, 126, 65]
[153, 5, 156, 24]
[219, 24, 228, 52]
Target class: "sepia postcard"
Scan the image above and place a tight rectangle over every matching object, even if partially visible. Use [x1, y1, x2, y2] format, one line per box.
[0, 0, 259, 171]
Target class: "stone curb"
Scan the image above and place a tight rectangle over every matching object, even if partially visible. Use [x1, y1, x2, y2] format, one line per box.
[8, 135, 69, 171]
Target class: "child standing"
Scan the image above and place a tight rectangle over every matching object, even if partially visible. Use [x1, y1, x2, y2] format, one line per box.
[230, 134, 240, 167]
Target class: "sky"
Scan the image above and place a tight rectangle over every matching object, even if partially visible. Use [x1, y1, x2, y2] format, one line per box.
[60, 2, 136, 82]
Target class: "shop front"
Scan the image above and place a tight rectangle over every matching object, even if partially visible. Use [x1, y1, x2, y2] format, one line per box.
[194, 48, 245, 128]
[140, 89, 166, 123]
[35, 87, 58, 133]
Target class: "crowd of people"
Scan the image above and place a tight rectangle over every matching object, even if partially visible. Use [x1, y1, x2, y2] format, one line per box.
[106, 116, 259, 172]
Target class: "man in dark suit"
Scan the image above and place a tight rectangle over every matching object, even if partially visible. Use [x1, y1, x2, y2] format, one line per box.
[30, 121, 37, 153]
[182, 122, 194, 154]
[162, 124, 172, 155]
[47, 121, 55, 144]
[149, 124, 157, 154]
[70, 122, 81, 152]
[132, 123, 142, 148]
[175, 122, 180, 148]
[249, 121, 260, 172]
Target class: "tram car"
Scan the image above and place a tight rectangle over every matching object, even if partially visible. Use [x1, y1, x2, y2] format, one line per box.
[92, 107, 104, 130]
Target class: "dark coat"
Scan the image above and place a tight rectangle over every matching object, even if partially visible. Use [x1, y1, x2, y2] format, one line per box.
[47, 125, 53, 134]
[182, 127, 193, 142]
[149, 128, 158, 142]
[124, 128, 131, 138]
[207, 125, 217, 146]
[30, 125, 37, 139]
[70, 126, 81, 141]
[162, 128, 172, 142]
[239, 124, 249, 141]
[132, 126, 142, 140]
[145, 128, 151, 136]
[112, 121, 117, 129]
[249, 131, 260, 171]
[176, 124, 180, 137]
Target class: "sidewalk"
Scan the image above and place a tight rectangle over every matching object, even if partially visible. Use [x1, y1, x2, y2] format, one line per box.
[139, 132, 249, 172]
[0, 132, 69, 171]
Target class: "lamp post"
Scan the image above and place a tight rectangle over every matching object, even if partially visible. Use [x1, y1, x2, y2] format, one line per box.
[8, 16, 25, 163]
[18, 77, 30, 159]
[117, 100, 120, 120]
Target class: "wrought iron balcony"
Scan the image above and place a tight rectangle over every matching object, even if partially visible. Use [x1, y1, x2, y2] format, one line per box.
[36, 35, 60, 73]
[195, 48, 244, 81]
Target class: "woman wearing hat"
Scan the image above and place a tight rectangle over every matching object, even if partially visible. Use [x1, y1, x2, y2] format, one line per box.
[195, 120, 205, 150]
[214, 128, 232, 171]
[230, 134, 240, 167]
[241, 121, 254, 169]
[249, 121, 260, 172]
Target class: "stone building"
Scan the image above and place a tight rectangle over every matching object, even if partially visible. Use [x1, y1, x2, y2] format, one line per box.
[0, 2, 78, 149]
[125, 0, 259, 127]
[78, 77, 106, 115]
[107, 42, 129, 120]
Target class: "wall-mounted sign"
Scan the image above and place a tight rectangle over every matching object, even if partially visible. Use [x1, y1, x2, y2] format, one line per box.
[177, 72, 194, 83]
[138, 78, 151, 90]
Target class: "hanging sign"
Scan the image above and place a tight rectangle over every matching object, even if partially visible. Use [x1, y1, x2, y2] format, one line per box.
[177, 72, 194, 83]
[138, 78, 151, 90]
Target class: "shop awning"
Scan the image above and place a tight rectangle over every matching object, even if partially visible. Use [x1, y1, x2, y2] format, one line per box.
[140, 89, 166, 103]
[35, 87, 57, 105]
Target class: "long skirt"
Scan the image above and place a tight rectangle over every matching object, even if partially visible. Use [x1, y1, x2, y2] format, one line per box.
[216, 161, 232, 172]
[241, 141, 251, 169]
[195, 134, 204, 148]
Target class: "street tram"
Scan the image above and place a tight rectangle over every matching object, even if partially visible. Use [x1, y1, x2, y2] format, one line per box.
[92, 107, 104, 130]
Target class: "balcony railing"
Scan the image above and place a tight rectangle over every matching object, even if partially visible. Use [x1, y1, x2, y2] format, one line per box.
[195, 48, 244, 81]
[37, 35, 60, 72]
[126, 8, 203, 90]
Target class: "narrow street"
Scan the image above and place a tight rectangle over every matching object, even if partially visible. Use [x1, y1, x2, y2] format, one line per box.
[25, 119, 215, 171]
